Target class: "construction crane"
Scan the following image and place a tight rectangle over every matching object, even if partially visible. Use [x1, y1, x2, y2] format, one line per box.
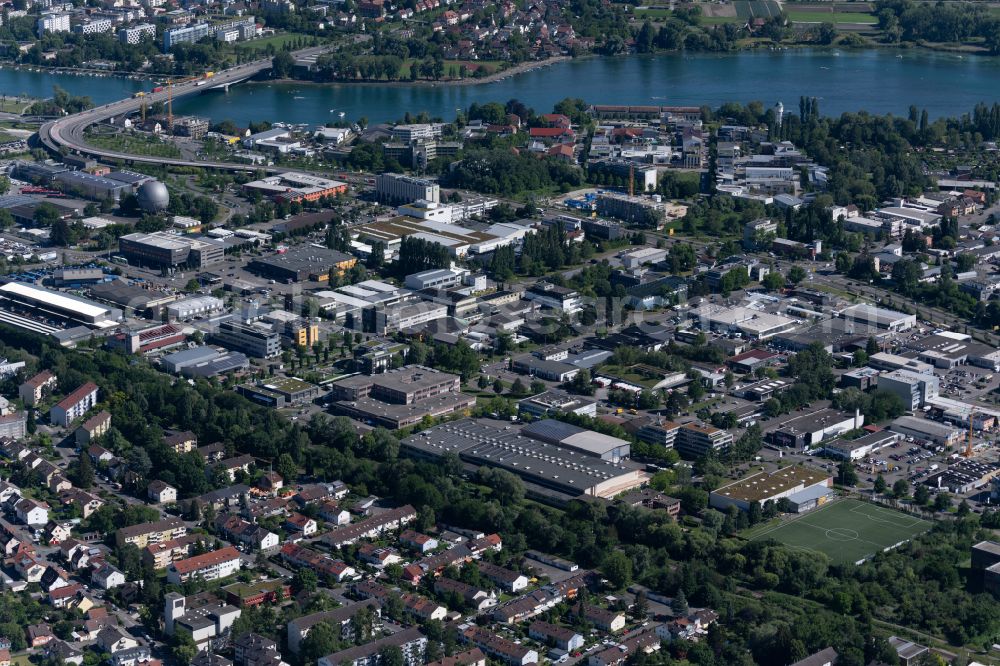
[965, 410, 976, 457]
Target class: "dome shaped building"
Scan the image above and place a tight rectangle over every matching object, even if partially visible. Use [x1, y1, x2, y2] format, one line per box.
[137, 181, 169, 213]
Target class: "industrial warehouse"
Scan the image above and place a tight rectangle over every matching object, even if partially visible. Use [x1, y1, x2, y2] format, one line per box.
[0, 281, 123, 338]
[401, 418, 649, 502]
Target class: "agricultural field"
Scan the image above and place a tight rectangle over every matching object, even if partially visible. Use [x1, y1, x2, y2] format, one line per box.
[786, 9, 878, 23]
[733, 0, 783, 19]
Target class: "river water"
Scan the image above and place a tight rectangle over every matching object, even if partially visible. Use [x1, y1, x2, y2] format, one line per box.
[2, 49, 999, 126]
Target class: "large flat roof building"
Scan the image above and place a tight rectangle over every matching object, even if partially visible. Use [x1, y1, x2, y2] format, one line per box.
[689, 304, 798, 340]
[710, 466, 833, 512]
[520, 419, 630, 462]
[247, 246, 357, 283]
[402, 419, 649, 502]
[0, 282, 122, 328]
[839, 303, 916, 332]
[119, 232, 225, 269]
[329, 365, 473, 429]
[765, 408, 863, 450]
[241, 172, 347, 203]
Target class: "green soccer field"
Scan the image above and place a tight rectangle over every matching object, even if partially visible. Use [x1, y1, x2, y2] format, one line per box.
[747, 498, 933, 565]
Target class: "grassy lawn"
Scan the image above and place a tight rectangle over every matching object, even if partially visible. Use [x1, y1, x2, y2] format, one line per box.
[786, 10, 878, 23]
[243, 31, 315, 50]
[0, 131, 24, 144]
[85, 132, 182, 158]
[399, 59, 503, 79]
[0, 97, 36, 114]
[746, 498, 932, 566]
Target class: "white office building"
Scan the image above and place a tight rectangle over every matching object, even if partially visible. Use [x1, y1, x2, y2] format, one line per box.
[376, 173, 440, 205]
[878, 370, 940, 410]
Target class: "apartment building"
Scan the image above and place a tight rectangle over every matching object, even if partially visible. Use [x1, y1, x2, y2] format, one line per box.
[322, 504, 417, 548]
[115, 517, 187, 548]
[317, 627, 427, 666]
[119, 23, 156, 44]
[19, 370, 57, 406]
[50, 382, 99, 427]
[167, 546, 242, 584]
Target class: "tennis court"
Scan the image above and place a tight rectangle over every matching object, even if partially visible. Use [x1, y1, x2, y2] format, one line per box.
[747, 498, 932, 565]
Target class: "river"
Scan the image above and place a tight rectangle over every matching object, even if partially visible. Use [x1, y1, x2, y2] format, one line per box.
[2, 49, 1000, 126]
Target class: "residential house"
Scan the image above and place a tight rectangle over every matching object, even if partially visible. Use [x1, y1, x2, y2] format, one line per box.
[317, 500, 351, 525]
[462, 626, 537, 666]
[164, 430, 197, 453]
[15, 498, 49, 526]
[284, 513, 317, 537]
[27, 623, 54, 648]
[576, 604, 626, 633]
[358, 544, 403, 568]
[44, 640, 83, 666]
[399, 529, 438, 553]
[59, 488, 103, 518]
[88, 445, 115, 465]
[148, 480, 178, 504]
[97, 626, 138, 653]
[477, 561, 529, 593]
[93, 562, 127, 589]
[528, 621, 584, 652]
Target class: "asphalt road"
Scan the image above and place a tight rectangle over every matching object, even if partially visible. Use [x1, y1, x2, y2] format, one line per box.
[38, 46, 334, 172]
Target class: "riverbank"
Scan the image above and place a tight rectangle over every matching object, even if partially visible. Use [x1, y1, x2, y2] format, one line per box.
[255, 55, 572, 89]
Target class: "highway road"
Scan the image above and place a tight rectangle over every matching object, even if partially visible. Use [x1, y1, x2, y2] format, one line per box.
[37, 46, 332, 173]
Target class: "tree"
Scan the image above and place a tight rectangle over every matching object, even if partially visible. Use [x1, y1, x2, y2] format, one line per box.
[272, 51, 295, 79]
[511, 378, 527, 396]
[493, 378, 503, 394]
[762, 271, 785, 291]
[933, 492, 952, 512]
[294, 568, 318, 594]
[837, 460, 858, 486]
[631, 590, 649, 621]
[301, 622, 340, 664]
[787, 265, 807, 284]
[70, 453, 94, 489]
[379, 646, 404, 666]
[866, 336, 880, 356]
[873, 474, 887, 494]
[276, 453, 297, 484]
[892, 478, 909, 498]
[914, 484, 930, 506]
[602, 551, 632, 589]
[171, 631, 198, 666]
[671, 588, 689, 616]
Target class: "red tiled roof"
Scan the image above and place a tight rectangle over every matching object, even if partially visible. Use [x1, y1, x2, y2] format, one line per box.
[24, 370, 55, 388]
[170, 546, 240, 575]
[56, 382, 98, 410]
